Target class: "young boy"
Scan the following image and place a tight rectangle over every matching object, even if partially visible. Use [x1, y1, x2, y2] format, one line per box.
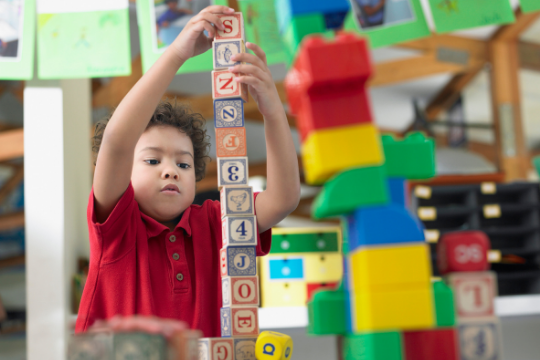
[75, 6, 300, 337]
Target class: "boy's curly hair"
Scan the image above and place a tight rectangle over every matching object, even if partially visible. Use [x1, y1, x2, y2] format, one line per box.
[92, 99, 211, 182]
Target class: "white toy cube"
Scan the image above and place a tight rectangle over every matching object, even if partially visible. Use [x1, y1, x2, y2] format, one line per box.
[218, 157, 249, 188]
[446, 271, 497, 319]
[221, 186, 254, 217]
[216, 13, 245, 41]
[198, 338, 234, 360]
[213, 40, 245, 70]
[214, 99, 244, 128]
[221, 307, 259, 337]
[458, 318, 502, 360]
[222, 216, 257, 247]
[220, 246, 257, 277]
[222, 276, 259, 307]
[212, 69, 248, 102]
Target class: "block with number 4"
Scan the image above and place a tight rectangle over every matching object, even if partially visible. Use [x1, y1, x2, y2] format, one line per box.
[216, 13, 245, 41]
[221, 307, 259, 337]
[222, 216, 257, 247]
[221, 186, 254, 217]
[218, 157, 249, 187]
[222, 276, 259, 307]
[220, 246, 257, 277]
[446, 271, 497, 319]
[212, 69, 248, 102]
[213, 40, 245, 70]
[214, 99, 244, 128]
[216, 127, 247, 157]
[198, 338, 234, 360]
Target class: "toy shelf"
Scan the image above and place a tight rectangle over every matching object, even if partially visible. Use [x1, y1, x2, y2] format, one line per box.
[411, 182, 540, 296]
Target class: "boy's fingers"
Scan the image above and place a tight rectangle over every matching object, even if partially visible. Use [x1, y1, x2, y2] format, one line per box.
[200, 5, 235, 15]
[246, 42, 267, 66]
[230, 64, 270, 82]
[234, 75, 263, 89]
[231, 52, 267, 71]
[192, 12, 224, 30]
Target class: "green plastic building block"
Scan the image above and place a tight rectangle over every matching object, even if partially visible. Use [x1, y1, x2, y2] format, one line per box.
[270, 231, 339, 254]
[307, 290, 347, 335]
[381, 132, 436, 180]
[433, 279, 456, 327]
[343, 331, 403, 360]
[312, 165, 389, 220]
[533, 156, 540, 176]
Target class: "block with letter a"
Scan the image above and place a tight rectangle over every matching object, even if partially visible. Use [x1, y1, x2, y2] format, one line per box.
[216, 13, 245, 41]
[212, 69, 248, 102]
[221, 186, 254, 218]
[220, 246, 257, 277]
[214, 99, 244, 128]
[222, 276, 259, 307]
[218, 157, 249, 188]
[216, 127, 247, 157]
[222, 216, 257, 247]
[446, 271, 497, 319]
[198, 338, 234, 360]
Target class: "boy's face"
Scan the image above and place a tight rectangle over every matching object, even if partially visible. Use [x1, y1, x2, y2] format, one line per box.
[132, 126, 196, 223]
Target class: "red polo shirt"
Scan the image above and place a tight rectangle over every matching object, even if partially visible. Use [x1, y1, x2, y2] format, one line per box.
[75, 183, 271, 337]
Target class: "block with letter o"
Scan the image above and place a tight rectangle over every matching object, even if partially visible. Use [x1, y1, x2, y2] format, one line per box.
[222, 276, 259, 307]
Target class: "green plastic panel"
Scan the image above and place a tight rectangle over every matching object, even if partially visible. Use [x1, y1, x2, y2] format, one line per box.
[433, 279, 456, 327]
[343, 331, 403, 360]
[382, 132, 436, 180]
[271, 231, 339, 254]
[307, 290, 347, 336]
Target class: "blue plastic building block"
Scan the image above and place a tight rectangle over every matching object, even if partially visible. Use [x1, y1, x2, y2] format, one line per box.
[275, 0, 350, 33]
[388, 177, 406, 207]
[346, 204, 425, 251]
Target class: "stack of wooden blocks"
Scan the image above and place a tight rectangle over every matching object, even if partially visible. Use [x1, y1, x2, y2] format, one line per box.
[437, 231, 502, 360]
[198, 12, 260, 360]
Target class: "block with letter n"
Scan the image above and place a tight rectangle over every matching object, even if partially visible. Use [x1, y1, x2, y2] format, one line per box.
[212, 69, 248, 102]
[214, 99, 244, 128]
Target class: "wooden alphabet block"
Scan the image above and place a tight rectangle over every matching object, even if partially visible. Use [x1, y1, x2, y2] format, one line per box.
[458, 319, 502, 360]
[216, 13, 245, 41]
[437, 231, 490, 275]
[221, 186, 254, 218]
[213, 40, 245, 70]
[222, 276, 259, 307]
[222, 216, 257, 247]
[446, 271, 497, 319]
[256, 331, 293, 360]
[216, 127, 247, 157]
[212, 70, 248, 102]
[221, 307, 259, 337]
[198, 337, 234, 360]
[217, 157, 249, 187]
[214, 99, 245, 128]
[220, 246, 257, 277]
[233, 338, 257, 360]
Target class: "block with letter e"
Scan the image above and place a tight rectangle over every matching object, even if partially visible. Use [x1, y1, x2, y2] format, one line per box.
[216, 127, 247, 157]
[212, 69, 248, 102]
[222, 216, 257, 247]
[198, 338, 234, 360]
[214, 99, 244, 128]
[221, 307, 259, 337]
[218, 157, 249, 188]
[221, 186, 254, 218]
[216, 12, 245, 41]
[220, 246, 257, 277]
[222, 276, 259, 308]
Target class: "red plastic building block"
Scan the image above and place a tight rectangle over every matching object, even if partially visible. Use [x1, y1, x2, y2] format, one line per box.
[306, 282, 338, 302]
[284, 33, 374, 141]
[437, 231, 490, 275]
[403, 328, 459, 360]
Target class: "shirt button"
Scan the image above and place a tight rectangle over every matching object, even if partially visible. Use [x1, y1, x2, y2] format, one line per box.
[176, 273, 184, 281]
[169, 235, 176, 242]
[172, 253, 180, 261]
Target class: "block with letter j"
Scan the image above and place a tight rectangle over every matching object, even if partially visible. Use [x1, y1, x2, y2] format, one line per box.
[220, 246, 257, 277]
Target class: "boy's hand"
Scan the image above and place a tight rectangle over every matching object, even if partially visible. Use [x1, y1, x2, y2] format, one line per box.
[172, 6, 235, 63]
[229, 43, 283, 118]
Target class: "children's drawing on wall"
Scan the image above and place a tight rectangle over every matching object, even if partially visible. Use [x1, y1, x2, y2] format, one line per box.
[350, 0, 415, 30]
[151, 0, 211, 52]
[0, 0, 23, 61]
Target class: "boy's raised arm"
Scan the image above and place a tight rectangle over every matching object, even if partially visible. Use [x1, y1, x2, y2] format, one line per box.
[93, 6, 234, 223]
[229, 43, 301, 232]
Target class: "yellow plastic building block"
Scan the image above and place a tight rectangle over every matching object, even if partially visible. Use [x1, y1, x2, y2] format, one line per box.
[348, 243, 432, 292]
[350, 286, 435, 331]
[261, 281, 307, 307]
[256, 331, 294, 360]
[301, 123, 384, 185]
[303, 253, 343, 283]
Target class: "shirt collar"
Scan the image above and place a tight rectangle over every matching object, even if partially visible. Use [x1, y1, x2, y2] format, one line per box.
[141, 206, 192, 238]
